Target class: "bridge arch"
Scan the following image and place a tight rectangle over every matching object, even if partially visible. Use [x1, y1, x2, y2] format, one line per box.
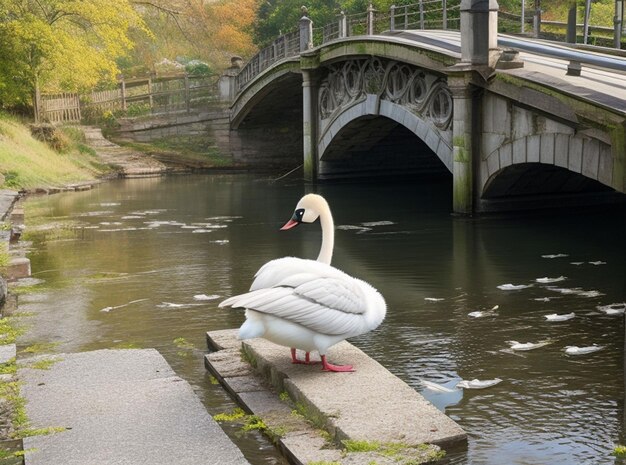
[482, 133, 618, 197]
[318, 97, 453, 172]
[230, 60, 301, 129]
[315, 57, 454, 178]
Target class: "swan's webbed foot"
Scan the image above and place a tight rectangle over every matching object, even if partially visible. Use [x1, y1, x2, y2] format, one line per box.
[321, 355, 354, 372]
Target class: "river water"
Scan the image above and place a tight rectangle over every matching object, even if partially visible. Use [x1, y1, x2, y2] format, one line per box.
[18, 174, 626, 465]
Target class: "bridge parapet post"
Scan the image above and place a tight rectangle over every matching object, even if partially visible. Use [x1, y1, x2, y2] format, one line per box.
[460, 0, 500, 68]
[218, 56, 243, 103]
[339, 11, 348, 38]
[300, 8, 314, 52]
[367, 3, 375, 35]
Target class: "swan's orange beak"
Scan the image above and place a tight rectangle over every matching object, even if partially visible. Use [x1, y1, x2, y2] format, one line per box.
[280, 219, 299, 230]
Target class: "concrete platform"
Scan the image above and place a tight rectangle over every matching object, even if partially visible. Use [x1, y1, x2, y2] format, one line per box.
[19, 349, 250, 465]
[206, 330, 466, 464]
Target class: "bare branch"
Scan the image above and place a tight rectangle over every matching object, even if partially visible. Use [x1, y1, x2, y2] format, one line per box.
[131, 1, 182, 16]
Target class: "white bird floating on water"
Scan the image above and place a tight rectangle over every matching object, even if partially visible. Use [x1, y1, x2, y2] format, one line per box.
[565, 345, 603, 355]
[541, 253, 569, 259]
[536, 276, 567, 283]
[507, 340, 551, 351]
[456, 378, 502, 389]
[194, 294, 220, 301]
[498, 283, 532, 290]
[468, 305, 499, 318]
[421, 379, 457, 393]
[545, 312, 575, 322]
[219, 194, 387, 373]
[588, 261, 607, 265]
[597, 302, 626, 315]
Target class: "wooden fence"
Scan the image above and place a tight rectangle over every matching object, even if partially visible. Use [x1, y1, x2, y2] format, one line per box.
[39, 74, 219, 124]
[40, 93, 81, 124]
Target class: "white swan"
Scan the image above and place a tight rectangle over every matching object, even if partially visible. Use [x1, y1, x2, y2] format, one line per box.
[219, 194, 387, 372]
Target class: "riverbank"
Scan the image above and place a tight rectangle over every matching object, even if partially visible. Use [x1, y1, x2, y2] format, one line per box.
[0, 179, 255, 463]
[0, 115, 109, 193]
[0, 114, 245, 196]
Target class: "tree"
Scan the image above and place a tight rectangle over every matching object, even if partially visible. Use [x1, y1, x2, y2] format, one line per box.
[251, 0, 403, 47]
[0, 0, 148, 115]
[119, 0, 259, 78]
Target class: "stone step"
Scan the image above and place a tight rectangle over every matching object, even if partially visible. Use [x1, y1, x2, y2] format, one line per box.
[206, 329, 466, 464]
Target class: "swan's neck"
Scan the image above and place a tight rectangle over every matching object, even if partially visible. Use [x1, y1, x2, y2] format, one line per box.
[317, 207, 334, 265]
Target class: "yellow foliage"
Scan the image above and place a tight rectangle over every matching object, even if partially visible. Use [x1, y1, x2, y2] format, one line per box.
[0, 0, 150, 96]
[207, 0, 259, 57]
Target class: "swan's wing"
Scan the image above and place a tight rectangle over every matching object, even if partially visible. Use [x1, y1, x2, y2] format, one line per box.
[250, 257, 347, 291]
[219, 276, 369, 336]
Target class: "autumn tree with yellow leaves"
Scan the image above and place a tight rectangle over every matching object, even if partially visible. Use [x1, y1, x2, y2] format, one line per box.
[0, 0, 149, 113]
[0, 0, 260, 115]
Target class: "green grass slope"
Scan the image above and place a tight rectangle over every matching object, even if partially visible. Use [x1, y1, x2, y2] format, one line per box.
[0, 115, 109, 190]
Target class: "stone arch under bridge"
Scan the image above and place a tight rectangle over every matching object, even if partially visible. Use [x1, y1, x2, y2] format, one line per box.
[315, 58, 454, 178]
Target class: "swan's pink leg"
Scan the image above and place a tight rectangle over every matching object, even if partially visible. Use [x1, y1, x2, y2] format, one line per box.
[291, 348, 306, 364]
[321, 355, 354, 372]
[291, 349, 321, 365]
[305, 352, 320, 365]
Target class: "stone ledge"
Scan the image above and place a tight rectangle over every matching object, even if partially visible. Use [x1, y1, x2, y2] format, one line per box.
[206, 329, 466, 464]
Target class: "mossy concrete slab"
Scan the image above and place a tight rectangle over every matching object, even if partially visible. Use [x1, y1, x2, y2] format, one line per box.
[240, 334, 467, 448]
[206, 329, 464, 464]
[19, 348, 250, 465]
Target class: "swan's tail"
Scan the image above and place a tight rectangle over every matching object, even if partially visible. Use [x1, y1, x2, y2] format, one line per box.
[237, 311, 265, 340]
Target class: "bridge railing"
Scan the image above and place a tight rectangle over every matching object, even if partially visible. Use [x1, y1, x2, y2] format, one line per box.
[233, 1, 624, 95]
[234, 30, 300, 92]
[389, 0, 461, 31]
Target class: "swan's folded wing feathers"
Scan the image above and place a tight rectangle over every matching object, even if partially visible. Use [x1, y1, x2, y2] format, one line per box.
[295, 278, 365, 315]
[220, 281, 367, 336]
[219, 287, 291, 309]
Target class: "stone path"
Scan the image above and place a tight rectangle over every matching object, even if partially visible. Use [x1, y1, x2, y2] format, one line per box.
[19, 349, 250, 465]
[82, 126, 169, 178]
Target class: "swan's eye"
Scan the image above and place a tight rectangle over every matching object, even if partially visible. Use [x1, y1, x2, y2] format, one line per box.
[295, 209, 304, 220]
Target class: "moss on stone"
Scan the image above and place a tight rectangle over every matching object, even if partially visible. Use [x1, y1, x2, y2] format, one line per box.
[29, 357, 62, 370]
[213, 407, 246, 422]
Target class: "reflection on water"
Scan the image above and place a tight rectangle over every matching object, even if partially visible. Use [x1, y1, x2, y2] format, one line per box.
[19, 174, 626, 465]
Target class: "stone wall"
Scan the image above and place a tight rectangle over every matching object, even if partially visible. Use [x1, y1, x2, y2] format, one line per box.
[113, 107, 303, 171]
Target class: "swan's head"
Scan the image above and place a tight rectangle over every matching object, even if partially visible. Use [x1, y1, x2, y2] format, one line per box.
[280, 194, 329, 230]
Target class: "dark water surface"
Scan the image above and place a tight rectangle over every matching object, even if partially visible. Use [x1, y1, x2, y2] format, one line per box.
[19, 174, 626, 465]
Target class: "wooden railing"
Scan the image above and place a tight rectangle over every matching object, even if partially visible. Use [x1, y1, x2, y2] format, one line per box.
[39, 74, 219, 124]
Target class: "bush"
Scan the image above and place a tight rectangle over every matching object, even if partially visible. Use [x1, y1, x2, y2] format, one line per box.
[29, 124, 72, 153]
[185, 60, 212, 76]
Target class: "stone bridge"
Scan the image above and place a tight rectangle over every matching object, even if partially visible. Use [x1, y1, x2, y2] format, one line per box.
[222, 2, 626, 214]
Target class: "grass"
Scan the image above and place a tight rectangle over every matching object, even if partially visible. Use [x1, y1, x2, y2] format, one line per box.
[614, 445, 626, 457]
[0, 317, 25, 345]
[20, 342, 59, 355]
[341, 439, 446, 464]
[213, 408, 247, 422]
[0, 114, 108, 190]
[28, 358, 62, 370]
[0, 358, 17, 375]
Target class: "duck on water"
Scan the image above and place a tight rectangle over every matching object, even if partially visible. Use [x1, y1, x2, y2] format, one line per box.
[220, 194, 387, 372]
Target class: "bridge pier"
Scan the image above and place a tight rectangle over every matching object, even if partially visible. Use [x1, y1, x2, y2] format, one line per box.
[450, 72, 478, 215]
[302, 69, 319, 181]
